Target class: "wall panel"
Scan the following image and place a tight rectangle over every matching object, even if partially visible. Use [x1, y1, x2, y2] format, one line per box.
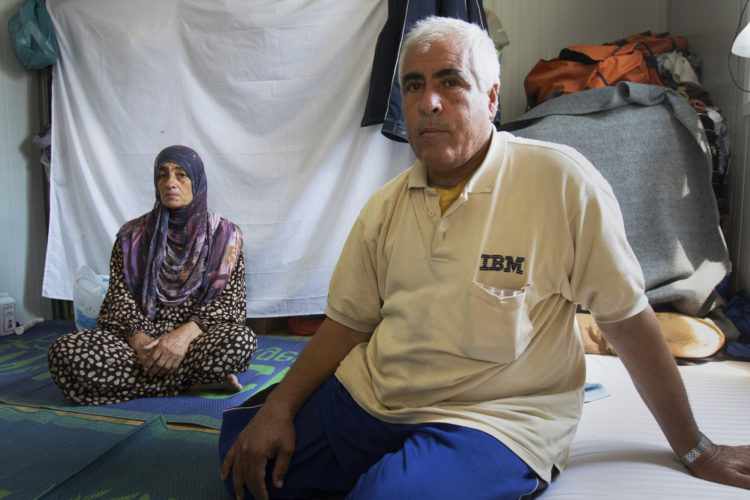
[669, 0, 748, 295]
[0, 0, 52, 323]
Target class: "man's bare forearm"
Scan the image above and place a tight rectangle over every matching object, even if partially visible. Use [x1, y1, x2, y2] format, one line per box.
[597, 304, 700, 455]
[263, 317, 371, 417]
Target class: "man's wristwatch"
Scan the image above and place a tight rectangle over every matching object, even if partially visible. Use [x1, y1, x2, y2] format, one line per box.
[678, 433, 713, 466]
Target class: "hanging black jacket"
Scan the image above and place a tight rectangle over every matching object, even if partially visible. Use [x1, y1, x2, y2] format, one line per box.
[361, 0, 498, 142]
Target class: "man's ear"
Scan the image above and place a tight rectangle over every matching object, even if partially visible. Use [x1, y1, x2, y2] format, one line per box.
[487, 83, 499, 118]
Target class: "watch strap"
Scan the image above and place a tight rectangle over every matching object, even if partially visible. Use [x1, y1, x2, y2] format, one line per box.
[678, 433, 713, 466]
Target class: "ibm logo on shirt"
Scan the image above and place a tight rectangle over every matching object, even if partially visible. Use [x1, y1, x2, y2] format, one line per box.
[479, 254, 525, 275]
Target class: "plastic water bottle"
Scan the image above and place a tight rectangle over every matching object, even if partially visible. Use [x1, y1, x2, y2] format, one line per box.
[0, 293, 16, 336]
[15, 317, 44, 335]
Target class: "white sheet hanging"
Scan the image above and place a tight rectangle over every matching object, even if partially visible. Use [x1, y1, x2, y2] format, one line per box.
[42, 0, 414, 317]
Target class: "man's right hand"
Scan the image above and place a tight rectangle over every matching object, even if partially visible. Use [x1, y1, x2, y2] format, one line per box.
[221, 401, 297, 500]
[217, 317, 372, 500]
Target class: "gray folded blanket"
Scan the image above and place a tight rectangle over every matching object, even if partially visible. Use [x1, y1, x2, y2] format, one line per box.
[503, 82, 730, 320]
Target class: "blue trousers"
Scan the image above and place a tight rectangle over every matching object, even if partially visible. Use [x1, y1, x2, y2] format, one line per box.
[219, 377, 547, 499]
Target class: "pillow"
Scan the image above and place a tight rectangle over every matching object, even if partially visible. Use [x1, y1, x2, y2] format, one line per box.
[577, 312, 725, 358]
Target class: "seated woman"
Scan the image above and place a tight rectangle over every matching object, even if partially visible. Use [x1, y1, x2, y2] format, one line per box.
[48, 145, 256, 405]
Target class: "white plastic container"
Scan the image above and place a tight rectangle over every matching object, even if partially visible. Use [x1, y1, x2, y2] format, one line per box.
[0, 293, 16, 336]
[73, 265, 109, 330]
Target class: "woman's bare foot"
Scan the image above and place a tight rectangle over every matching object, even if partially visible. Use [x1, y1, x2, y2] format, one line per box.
[223, 373, 242, 392]
[190, 374, 242, 393]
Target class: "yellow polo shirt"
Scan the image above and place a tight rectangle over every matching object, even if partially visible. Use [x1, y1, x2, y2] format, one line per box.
[325, 130, 647, 482]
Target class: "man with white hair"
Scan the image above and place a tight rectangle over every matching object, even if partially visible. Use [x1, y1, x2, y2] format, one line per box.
[221, 16, 750, 500]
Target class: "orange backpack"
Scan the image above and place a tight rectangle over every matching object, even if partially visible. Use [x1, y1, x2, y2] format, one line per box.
[524, 42, 663, 109]
[523, 31, 687, 109]
[609, 30, 688, 54]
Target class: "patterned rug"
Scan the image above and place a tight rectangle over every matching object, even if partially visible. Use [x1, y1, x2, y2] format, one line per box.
[0, 321, 309, 428]
[0, 406, 228, 499]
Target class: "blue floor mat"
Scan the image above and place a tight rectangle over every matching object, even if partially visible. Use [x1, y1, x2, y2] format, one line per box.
[0, 321, 308, 428]
[0, 406, 228, 499]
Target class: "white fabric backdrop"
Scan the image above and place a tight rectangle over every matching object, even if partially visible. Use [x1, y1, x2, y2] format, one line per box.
[42, 0, 414, 317]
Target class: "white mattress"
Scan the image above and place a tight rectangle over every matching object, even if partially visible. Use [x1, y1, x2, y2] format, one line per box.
[542, 355, 750, 498]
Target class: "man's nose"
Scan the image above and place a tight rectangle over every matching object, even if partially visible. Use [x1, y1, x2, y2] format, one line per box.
[419, 89, 442, 114]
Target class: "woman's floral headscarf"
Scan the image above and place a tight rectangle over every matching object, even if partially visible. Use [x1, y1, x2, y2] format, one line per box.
[117, 145, 242, 320]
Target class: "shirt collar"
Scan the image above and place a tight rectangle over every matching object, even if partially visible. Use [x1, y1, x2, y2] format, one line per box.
[406, 128, 505, 194]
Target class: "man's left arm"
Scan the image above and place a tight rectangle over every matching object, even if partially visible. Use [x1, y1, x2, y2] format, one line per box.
[597, 304, 750, 489]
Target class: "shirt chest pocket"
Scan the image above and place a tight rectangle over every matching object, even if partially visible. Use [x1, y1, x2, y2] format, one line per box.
[462, 282, 535, 364]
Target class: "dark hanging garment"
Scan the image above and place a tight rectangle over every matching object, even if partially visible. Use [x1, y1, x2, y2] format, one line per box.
[361, 0, 499, 143]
